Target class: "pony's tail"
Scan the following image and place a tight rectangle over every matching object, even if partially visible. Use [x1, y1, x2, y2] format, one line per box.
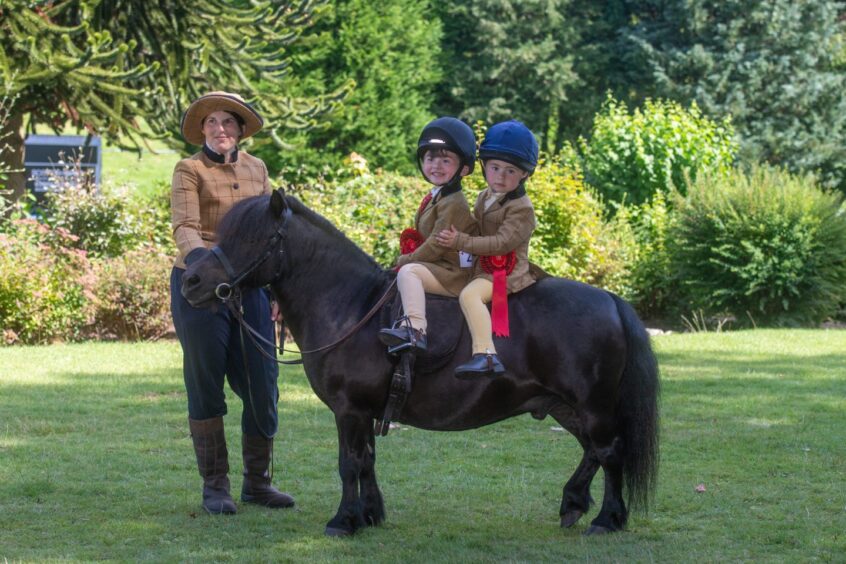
[610, 292, 660, 513]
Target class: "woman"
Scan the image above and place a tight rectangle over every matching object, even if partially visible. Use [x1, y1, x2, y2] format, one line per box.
[170, 91, 294, 515]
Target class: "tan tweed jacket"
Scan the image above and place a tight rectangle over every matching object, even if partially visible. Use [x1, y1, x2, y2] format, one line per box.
[171, 150, 271, 268]
[395, 189, 476, 296]
[453, 188, 537, 294]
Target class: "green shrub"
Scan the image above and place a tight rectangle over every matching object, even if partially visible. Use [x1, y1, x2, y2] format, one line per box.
[668, 165, 846, 326]
[141, 180, 177, 254]
[92, 245, 172, 341]
[528, 158, 635, 295]
[616, 192, 675, 318]
[0, 219, 96, 344]
[580, 96, 737, 206]
[301, 158, 425, 266]
[42, 181, 173, 258]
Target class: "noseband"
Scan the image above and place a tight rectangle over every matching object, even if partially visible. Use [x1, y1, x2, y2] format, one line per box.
[212, 207, 293, 301]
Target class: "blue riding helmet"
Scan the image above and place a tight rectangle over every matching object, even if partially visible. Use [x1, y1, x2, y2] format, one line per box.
[417, 117, 477, 175]
[479, 120, 539, 174]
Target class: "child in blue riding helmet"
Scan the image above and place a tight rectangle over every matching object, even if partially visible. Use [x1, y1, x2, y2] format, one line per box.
[436, 120, 539, 377]
[378, 117, 478, 352]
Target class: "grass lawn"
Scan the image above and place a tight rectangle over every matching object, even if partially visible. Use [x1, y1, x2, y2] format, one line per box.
[0, 330, 844, 562]
[101, 143, 178, 198]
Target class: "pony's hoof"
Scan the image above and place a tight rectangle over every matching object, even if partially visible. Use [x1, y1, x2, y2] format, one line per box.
[324, 526, 353, 537]
[560, 510, 584, 528]
[583, 525, 615, 536]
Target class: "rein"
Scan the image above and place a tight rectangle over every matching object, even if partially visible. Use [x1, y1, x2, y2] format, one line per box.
[224, 278, 397, 365]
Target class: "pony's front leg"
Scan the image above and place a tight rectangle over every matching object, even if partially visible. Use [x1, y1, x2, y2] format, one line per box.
[325, 410, 379, 536]
[359, 423, 385, 526]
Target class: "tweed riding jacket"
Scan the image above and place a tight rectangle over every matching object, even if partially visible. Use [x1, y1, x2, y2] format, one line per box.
[171, 149, 271, 269]
[395, 187, 477, 296]
[452, 187, 537, 294]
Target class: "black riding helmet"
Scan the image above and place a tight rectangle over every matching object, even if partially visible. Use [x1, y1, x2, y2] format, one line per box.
[416, 117, 476, 185]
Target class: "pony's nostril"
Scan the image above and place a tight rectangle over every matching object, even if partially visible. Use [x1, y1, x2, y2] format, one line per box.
[187, 274, 200, 285]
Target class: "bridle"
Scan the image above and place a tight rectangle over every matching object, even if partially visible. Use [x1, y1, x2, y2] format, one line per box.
[209, 205, 397, 365]
[212, 207, 293, 301]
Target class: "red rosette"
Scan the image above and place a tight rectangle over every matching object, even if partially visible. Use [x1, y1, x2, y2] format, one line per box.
[480, 251, 517, 337]
[400, 228, 425, 255]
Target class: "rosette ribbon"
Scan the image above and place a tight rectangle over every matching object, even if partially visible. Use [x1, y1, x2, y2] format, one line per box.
[481, 251, 517, 337]
[400, 228, 425, 255]
[416, 192, 433, 217]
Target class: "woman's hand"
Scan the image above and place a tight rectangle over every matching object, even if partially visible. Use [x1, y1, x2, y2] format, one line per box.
[435, 225, 460, 248]
[271, 300, 281, 322]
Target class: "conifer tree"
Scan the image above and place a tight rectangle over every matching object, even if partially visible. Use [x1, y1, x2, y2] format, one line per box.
[434, 0, 579, 153]
[625, 0, 846, 190]
[269, 0, 442, 180]
[0, 0, 349, 201]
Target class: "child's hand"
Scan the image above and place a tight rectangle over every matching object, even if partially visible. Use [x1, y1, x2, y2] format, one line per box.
[435, 225, 460, 248]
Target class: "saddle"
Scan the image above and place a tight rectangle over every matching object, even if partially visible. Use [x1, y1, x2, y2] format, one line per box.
[375, 265, 550, 435]
[381, 293, 467, 372]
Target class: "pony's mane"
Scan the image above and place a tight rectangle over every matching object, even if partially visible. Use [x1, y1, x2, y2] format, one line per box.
[285, 196, 383, 271]
[217, 193, 383, 272]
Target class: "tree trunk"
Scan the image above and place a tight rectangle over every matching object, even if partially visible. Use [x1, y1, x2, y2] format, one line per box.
[0, 109, 26, 210]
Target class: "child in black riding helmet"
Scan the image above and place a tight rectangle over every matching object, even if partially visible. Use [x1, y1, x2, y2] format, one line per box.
[378, 117, 478, 352]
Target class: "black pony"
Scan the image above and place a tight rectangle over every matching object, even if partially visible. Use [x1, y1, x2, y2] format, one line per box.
[181, 190, 660, 536]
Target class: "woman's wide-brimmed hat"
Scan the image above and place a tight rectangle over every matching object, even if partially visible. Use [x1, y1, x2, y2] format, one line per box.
[180, 91, 264, 145]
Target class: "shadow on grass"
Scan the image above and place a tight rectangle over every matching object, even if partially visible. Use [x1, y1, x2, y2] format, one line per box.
[2, 343, 844, 561]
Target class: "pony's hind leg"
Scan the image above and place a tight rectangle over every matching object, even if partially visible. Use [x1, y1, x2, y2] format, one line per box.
[325, 410, 383, 536]
[551, 408, 599, 528]
[584, 429, 627, 535]
[560, 445, 599, 528]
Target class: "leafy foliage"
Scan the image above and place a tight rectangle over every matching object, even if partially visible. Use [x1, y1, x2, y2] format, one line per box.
[0, 219, 96, 344]
[92, 245, 172, 341]
[579, 96, 737, 206]
[266, 0, 441, 183]
[434, 0, 579, 152]
[625, 0, 846, 191]
[668, 165, 846, 326]
[528, 158, 634, 295]
[615, 191, 675, 318]
[300, 156, 424, 266]
[41, 175, 173, 258]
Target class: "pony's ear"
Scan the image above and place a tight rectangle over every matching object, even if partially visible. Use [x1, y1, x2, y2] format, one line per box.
[270, 189, 287, 218]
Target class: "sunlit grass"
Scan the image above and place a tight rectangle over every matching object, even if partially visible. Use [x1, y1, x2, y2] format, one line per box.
[1, 331, 844, 561]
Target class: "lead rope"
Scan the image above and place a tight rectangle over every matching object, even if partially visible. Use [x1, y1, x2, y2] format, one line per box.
[232, 291, 277, 481]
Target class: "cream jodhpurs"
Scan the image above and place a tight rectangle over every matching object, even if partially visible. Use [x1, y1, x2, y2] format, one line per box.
[396, 263, 453, 333]
[458, 277, 495, 355]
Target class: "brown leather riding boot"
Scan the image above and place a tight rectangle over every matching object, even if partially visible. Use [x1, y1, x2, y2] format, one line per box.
[241, 434, 295, 508]
[189, 417, 237, 515]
